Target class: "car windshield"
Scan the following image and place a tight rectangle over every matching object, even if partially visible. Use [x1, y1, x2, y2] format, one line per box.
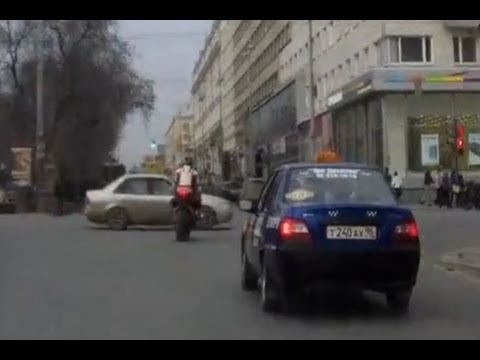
[284, 167, 395, 205]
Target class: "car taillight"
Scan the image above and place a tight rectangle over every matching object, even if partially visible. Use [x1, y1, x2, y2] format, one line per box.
[394, 220, 419, 243]
[176, 186, 192, 199]
[278, 217, 311, 243]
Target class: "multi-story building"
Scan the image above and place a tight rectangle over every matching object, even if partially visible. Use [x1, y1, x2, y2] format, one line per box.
[164, 102, 194, 170]
[279, 20, 480, 195]
[191, 20, 223, 180]
[220, 20, 293, 178]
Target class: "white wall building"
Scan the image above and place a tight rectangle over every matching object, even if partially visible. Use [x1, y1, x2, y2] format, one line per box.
[279, 20, 480, 197]
[191, 20, 224, 178]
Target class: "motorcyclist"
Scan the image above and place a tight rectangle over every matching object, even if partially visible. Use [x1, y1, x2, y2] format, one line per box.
[171, 157, 201, 211]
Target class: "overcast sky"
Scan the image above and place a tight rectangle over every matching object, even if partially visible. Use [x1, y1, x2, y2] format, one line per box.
[116, 20, 212, 168]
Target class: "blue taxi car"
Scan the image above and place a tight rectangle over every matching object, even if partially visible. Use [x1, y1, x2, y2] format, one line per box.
[239, 163, 420, 313]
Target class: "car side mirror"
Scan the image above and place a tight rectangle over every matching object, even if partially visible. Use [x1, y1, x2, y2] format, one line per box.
[239, 199, 257, 213]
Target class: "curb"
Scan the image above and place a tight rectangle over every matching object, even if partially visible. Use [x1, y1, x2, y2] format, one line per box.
[438, 250, 480, 276]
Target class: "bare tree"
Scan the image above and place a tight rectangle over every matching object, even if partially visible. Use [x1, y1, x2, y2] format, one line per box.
[0, 20, 155, 184]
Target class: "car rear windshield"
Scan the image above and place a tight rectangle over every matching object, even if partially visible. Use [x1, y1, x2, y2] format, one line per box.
[283, 167, 395, 205]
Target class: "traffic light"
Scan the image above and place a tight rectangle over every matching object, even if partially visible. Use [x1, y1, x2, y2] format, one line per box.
[455, 124, 465, 154]
[150, 140, 157, 150]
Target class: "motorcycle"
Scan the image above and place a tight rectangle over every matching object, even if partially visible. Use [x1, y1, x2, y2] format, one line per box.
[171, 186, 197, 242]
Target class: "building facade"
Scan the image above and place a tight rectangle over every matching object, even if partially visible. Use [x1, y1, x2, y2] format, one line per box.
[219, 20, 293, 178]
[189, 20, 480, 190]
[280, 20, 480, 191]
[164, 102, 194, 171]
[191, 20, 224, 180]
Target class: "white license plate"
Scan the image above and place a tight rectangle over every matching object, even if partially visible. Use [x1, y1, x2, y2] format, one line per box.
[326, 226, 377, 240]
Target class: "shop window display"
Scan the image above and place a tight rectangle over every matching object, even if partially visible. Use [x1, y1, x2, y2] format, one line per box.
[407, 114, 480, 171]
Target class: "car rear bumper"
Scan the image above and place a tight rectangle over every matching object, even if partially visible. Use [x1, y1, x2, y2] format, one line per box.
[85, 209, 107, 224]
[264, 244, 420, 292]
[216, 206, 233, 223]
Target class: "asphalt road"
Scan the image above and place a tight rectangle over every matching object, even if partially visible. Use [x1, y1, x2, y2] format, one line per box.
[1, 207, 480, 339]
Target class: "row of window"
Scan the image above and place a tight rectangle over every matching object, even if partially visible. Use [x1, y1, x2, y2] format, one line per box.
[234, 23, 290, 96]
[387, 35, 477, 64]
[315, 35, 478, 103]
[250, 23, 291, 79]
[251, 72, 278, 109]
[233, 21, 277, 75]
[232, 71, 279, 129]
[232, 20, 252, 46]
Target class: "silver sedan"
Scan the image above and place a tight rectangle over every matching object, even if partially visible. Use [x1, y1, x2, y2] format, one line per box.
[84, 173, 233, 230]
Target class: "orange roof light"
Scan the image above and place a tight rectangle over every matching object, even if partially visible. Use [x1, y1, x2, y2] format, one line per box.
[316, 150, 341, 163]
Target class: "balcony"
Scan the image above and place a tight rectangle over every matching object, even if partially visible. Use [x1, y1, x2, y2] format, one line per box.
[444, 20, 480, 29]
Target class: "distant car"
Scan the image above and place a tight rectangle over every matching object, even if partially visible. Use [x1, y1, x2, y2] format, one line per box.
[219, 181, 243, 202]
[239, 177, 265, 203]
[84, 173, 233, 230]
[239, 163, 420, 314]
[0, 183, 17, 214]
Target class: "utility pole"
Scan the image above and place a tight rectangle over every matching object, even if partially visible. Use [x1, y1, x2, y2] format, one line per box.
[218, 32, 225, 180]
[306, 20, 316, 162]
[244, 41, 254, 178]
[35, 22, 45, 210]
[452, 94, 459, 172]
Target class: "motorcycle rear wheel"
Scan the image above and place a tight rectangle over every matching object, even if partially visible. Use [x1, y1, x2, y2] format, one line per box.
[175, 207, 193, 242]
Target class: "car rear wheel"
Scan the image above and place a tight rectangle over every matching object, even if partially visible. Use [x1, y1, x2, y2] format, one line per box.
[175, 208, 193, 242]
[260, 264, 282, 313]
[196, 206, 217, 230]
[241, 250, 258, 291]
[386, 288, 412, 314]
[106, 207, 129, 231]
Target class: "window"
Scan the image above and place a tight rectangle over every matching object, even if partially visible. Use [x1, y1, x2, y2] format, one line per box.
[149, 179, 173, 196]
[327, 24, 334, 47]
[321, 27, 327, 51]
[116, 178, 149, 195]
[323, 74, 328, 97]
[346, 59, 352, 79]
[257, 171, 280, 211]
[388, 36, 433, 63]
[338, 64, 344, 85]
[453, 36, 477, 63]
[353, 53, 360, 76]
[363, 47, 369, 70]
[284, 167, 395, 205]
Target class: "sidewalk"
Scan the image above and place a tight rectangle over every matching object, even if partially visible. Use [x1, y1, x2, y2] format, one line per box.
[405, 204, 476, 212]
[439, 248, 480, 276]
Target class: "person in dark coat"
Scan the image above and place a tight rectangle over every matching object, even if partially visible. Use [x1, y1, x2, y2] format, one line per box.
[450, 170, 461, 208]
[54, 175, 65, 216]
[423, 169, 435, 206]
[440, 171, 452, 208]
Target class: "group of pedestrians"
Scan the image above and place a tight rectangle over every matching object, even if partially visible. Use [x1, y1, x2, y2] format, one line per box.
[423, 167, 463, 208]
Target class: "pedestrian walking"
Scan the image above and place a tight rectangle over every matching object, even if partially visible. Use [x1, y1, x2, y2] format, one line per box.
[433, 167, 442, 206]
[450, 170, 461, 208]
[440, 171, 452, 208]
[54, 175, 65, 216]
[391, 171, 402, 201]
[423, 169, 435, 206]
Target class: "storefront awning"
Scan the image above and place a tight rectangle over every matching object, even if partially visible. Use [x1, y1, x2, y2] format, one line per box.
[325, 69, 480, 113]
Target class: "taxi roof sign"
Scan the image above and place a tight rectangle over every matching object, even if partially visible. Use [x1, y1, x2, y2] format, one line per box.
[316, 150, 341, 163]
